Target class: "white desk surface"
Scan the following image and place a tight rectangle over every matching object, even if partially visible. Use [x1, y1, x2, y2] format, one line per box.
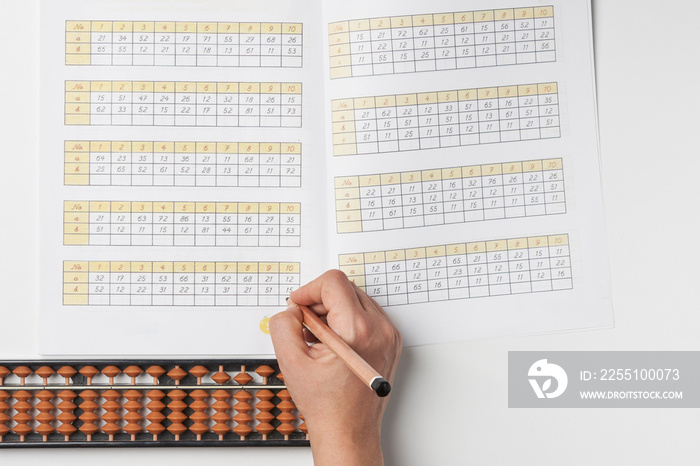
[1, 1, 699, 464]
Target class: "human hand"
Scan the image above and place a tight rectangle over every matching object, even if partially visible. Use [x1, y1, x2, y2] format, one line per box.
[269, 270, 402, 466]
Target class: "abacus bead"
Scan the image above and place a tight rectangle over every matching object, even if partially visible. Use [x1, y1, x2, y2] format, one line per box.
[0, 391, 10, 438]
[233, 390, 253, 402]
[13, 366, 32, 384]
[102, 365, 121, 382]
[146, 365, 166, 384]
[277, 372, 285, 382]
[167, 366, 187, 384]
[212, 370, 231, 384]
[255, 365, 275, 383]
[36, 366, 55, 384]
[0, 366, 10, 382]
[79, 366, 99, 383]
[234, 372, 253, 385]
[124, 366, 143, 384]
[189, 365, 209, 383]
[58, 366, 77, 384]
[276, 416, 297, 436]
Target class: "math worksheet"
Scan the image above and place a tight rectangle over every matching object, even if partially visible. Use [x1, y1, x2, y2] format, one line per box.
[40, 0, 612, 355]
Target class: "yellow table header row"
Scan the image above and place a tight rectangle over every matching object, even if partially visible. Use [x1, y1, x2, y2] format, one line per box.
[328, 7, 553, 33]
[65, 81, 302, 94]
[67, 21, 302, 34]
[65, 141, 301, 154]
[63, 261, 300, 273]
[333, 159, 563, 188]
[331, 83, 557, 110]
[64, 201, 300, 214]
[339, 234, 570, 266]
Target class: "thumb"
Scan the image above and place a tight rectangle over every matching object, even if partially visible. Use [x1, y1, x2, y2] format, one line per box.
[269, 306, 310, 367]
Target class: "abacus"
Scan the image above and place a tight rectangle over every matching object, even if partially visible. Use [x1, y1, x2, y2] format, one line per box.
[0, 360, 309, 448]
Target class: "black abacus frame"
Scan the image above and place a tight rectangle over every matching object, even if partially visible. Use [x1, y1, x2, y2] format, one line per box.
[0, 359, 310, 448]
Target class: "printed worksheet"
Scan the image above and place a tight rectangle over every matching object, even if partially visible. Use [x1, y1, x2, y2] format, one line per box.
[41, 0, 612, 355]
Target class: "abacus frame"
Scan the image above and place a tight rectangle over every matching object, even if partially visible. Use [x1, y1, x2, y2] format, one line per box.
[0, 359, 310, 448]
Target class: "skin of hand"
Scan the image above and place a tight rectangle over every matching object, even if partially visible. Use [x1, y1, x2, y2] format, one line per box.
[269, 269, 402, 466]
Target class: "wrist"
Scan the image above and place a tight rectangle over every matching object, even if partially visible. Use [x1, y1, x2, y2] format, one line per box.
[307, 423, 383, 466]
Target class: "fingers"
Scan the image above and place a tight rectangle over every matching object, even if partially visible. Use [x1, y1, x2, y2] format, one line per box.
[290, 269, 364, 317]
[269, 306, 311, 365]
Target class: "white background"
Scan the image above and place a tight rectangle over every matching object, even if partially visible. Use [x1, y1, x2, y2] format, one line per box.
[1, 0, 699, 464]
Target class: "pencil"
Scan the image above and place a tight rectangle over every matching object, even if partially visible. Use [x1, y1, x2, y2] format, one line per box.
[293, 303, 392, 397]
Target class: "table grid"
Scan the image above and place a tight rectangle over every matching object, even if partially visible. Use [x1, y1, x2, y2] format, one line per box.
[66, 20, 303, 67]
[64, 141, 301, 187]
[64, 201, 301, 247]
[335, 158, 565, 233]
[329, 6, 555, 79]
[63, 261, 300, 307]
[332, 82, 559, 156]
[65, 81, 302, 127]
[339, 234, 572, 306]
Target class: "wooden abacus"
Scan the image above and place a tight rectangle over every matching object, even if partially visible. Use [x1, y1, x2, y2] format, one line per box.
[0, 360, 308, 447]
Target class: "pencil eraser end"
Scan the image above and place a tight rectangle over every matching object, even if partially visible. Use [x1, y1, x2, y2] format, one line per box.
[371, 377, 391, 397]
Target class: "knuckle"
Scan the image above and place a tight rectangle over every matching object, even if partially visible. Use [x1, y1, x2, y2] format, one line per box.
[324, 268, 349, 283]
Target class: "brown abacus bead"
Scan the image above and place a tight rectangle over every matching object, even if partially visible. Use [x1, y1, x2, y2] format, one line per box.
[232, 390, 253, 440]
[254, 389, 275, 440]
[79, 366, 99, 385]
[0, 367, 10, 386]
[167, 366, 187, 386]
[233, 366, 253, 385]
[13, 366, 32, 386]
[277, 372, 285, 382]
[298, 413, 308, 439]
[101, 389, 122, 441]
[210, 389, 231, 440]
[212, 365, 231, 385]
[102, 366, 121, 385]
[35, 390, 56, 441]
[58, 366, 77, 386]
[189, 389, 210, 440]
[255, 365, 276, 385]
[78, 390, 100, 441]
[124, 366, 143, 385]
[189, 366, 209, 385]
[123, 389, 143, 441]
[166, 389, 188, 441]
[0, 390, 10, 441]
[146, 366, 166, 385]
[36, 366, 55, 386]
[11, 390, 33, 442]
[276, 389, 296, 440]
[145, 390, 166, 440]
[56, 390, 78, 441]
